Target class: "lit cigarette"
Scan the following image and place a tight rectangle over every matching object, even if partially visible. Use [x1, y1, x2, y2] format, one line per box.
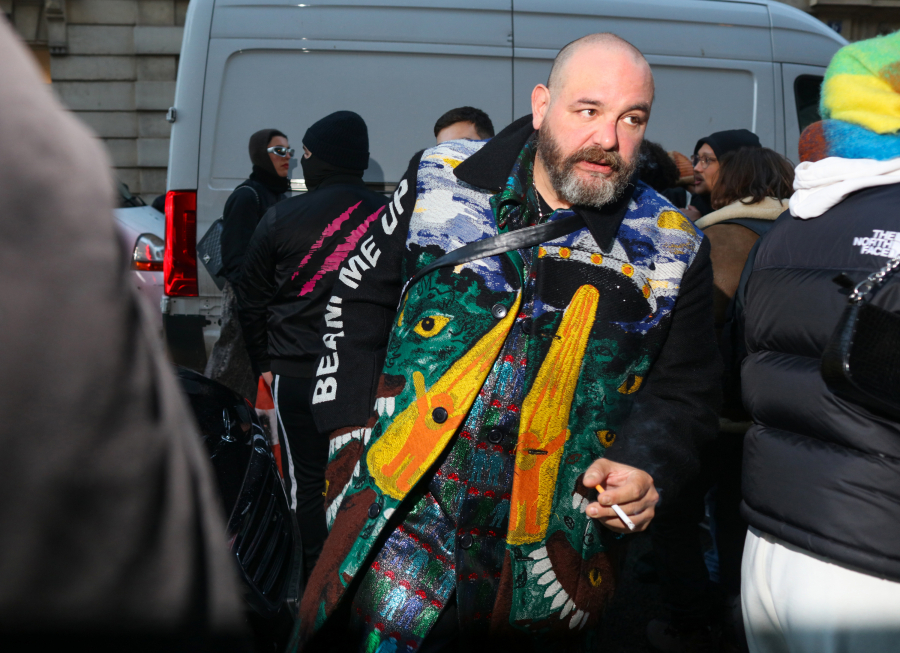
[595, 484, 636, 531]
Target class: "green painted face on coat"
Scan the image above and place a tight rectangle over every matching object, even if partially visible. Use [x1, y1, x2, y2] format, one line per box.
[368, 268, 519, 499]
[385, 268, 506, 393]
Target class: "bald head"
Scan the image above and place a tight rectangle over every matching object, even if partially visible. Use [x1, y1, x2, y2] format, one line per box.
[548, 33, 653, 100]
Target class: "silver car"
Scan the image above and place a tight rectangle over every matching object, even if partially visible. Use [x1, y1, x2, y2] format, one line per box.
[113, 182, 165, 328]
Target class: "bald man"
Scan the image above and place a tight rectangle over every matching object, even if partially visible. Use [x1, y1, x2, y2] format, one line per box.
[301, 33, 720, 652]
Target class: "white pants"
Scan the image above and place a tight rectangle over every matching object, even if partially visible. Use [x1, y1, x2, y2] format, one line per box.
[742, 526, 900, 653]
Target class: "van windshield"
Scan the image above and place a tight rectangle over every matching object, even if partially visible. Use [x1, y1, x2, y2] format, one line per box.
[795, 75, 823, 134]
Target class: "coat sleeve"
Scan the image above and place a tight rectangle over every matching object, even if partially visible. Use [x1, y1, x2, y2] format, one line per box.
[310, 153, 422, 433]
[604, 236, 722, 504]
[236, 206, 277, 374]
[220, 186, 260, 286]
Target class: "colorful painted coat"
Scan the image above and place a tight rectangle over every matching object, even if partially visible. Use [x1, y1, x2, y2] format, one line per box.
[301, 116, 720, 649]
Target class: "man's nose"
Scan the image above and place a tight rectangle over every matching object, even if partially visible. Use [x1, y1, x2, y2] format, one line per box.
[693, 160, 703, 173]
[589, 119, 619, 151]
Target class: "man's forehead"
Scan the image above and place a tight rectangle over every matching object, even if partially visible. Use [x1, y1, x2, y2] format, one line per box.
[555, 45, 653, 104]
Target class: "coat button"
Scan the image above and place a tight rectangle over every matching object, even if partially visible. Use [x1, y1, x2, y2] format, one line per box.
[459, 533, 474, 549]
[432, 407, 448, 424]
[520, 317, 532, 332]
[368, 503, 381, 519]
[491, 303, 508, 319]
[488, 428, 504, 444]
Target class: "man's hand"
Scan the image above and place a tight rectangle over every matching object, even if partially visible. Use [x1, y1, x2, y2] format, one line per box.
[582, 458, 659, 533]
[261, 371, 273, 389]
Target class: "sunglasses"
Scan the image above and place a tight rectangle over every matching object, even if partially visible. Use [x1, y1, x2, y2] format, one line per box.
[267, 146, 295, 158]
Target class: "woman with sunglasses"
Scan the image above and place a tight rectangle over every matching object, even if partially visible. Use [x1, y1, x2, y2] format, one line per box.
[220, 129, 293, 286]
[207, 129, 292, 402]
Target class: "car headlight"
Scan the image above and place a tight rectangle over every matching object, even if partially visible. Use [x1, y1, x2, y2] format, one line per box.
[132, 233, 165, 272]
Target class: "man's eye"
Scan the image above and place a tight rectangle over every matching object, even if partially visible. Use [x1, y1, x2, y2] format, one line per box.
[414, 315, 451, 338]
[582, 109, 595, 117]
[624, 115, 642, 126]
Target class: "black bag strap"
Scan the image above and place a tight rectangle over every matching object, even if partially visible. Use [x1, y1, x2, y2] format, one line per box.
[717, 217, 774, 361]
[400, 214, 585, 302]
[719, 233, 765, 419]
[717, 217, 776, 239]
[236, 184, 261, 212]
[846, 256, 900, 304]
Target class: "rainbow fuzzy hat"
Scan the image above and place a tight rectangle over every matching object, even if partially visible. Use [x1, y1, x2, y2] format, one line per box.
[800, 30, 900, 162]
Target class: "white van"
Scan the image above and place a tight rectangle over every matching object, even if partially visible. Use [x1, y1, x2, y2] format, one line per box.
[162, 0, 845, 367]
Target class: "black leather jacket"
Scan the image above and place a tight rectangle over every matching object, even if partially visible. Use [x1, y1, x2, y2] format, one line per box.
[237, 175, 387, 377]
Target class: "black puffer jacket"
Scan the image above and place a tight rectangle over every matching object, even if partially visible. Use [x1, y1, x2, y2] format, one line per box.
[220, 174, 288, 286]
[742, 183, 900, 581]
[238, 175, 387, 378]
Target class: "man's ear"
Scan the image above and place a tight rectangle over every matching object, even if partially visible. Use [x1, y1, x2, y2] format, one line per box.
[532, 84, 551, 130]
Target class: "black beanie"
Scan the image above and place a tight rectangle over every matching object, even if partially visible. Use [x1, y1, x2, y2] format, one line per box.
[249, 128, 287, 176]
[693, 129, 761, 158]
[303, 111, 369, 171]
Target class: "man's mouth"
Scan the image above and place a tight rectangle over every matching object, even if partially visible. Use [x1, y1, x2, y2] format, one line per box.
[578, 158, 616, 174]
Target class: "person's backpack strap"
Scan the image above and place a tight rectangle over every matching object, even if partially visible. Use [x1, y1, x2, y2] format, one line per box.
[719, 234, 765, 418]
[400, 214, 585, 303]
[717, 217, 775, 239]
[731, 236, 763, 325]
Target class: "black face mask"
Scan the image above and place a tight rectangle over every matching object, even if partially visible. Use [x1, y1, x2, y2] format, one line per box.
[300, 153, 362, 191]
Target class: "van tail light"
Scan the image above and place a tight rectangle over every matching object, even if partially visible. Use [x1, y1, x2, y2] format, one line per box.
[164, 190, 198, 296]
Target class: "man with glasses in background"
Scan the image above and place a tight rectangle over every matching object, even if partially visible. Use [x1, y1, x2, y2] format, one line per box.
[684, 129, 761, 221]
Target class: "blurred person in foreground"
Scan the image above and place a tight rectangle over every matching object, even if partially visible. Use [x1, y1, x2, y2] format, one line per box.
[0, 18, 244, 651]
[301, 32, 720, 652]
[646, 147, 794, 653]
[741, 31, 900, 653]
[207, 128, 292, 402]
[238, 111, 387, 580]
[684, 129, 761, 221]
[434, 106, 495, 144]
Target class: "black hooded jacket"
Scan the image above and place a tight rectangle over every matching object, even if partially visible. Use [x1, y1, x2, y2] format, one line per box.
[237, 175, 387, 377]
[741, 183, 900, 581]
[220, 129, 291, 286]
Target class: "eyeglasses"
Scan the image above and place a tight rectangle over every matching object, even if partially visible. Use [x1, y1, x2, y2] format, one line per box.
[267, 146, 295, 158]
[691, 154, 718, 169]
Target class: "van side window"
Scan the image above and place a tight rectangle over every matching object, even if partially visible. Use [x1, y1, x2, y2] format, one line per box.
[794, 75, 823, 134]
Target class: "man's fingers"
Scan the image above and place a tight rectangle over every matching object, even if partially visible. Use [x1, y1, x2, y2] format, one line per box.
[582, 457, 659, 533]
[593, 505, 654, 533]
[597, 475, 651, 508]
[586, 483, 659, 532]
[582, 457, 613, 488]
[586, 489, 657, 521]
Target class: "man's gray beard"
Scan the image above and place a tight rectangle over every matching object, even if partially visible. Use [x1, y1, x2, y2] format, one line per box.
[537, 128, 637, 208]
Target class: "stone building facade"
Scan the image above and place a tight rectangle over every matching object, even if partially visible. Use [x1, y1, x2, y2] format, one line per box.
[3, 0, 189, 202]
